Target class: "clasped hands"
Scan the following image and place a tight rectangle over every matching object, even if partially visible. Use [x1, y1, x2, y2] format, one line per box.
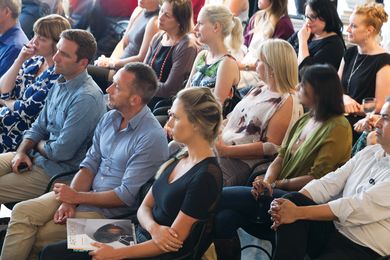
[268, 198, 299, 231]
[251, 175, 273, 200]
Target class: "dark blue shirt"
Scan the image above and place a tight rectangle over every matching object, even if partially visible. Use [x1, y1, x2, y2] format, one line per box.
[0, 24, 28, 77]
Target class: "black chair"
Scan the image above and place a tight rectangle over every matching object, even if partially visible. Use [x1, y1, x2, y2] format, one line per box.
[246, 155, 276, 186]
[152, 98, 173, 128]
[112, 176, 156, 222]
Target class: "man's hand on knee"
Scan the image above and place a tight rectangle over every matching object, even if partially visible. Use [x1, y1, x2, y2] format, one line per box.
[11, 152, 33, 174]
[53, 203, 76, 224]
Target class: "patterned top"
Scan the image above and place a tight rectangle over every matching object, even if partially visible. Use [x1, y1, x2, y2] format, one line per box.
[190, 52, 235, 88]
[222, 86, 302, 167]
[0, 56, 59, 153]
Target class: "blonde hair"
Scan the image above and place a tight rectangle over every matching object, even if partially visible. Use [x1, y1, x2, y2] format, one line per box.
[354, 3, 388, 34]
[176, 87, 222, 143]
[199, 4, 243, 52]
[257, 39, 298, 93]
[252, 0, 289, 40]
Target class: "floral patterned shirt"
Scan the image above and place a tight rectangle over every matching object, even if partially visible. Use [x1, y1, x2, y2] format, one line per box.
[0, 56, 59, 152]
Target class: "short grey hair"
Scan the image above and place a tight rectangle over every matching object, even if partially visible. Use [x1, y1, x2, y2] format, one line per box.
[0, 0, 21, 19]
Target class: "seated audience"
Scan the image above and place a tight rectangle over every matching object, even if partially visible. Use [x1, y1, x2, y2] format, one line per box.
[71, 0, 136, 57]
[206, 0, 249, 24]
[144, 0, 198, 109]
[288, 0, 345, 70]
[339, 3, 390, 142]
[0, 29, 106, 204]
[0, 14, 71, 153]
[214, 64, 352, 259]
[19, 0, 62, 39]
[0, 0, 28, 77]
[0, 63, 169, 260]
[270, 97, 390, 260]
[187, 4, 241, 104]
[216, 39, 303, 186]
[88, 0, 160, 91]
[239, 0, 294, 89]
[40, 87, 222, 260]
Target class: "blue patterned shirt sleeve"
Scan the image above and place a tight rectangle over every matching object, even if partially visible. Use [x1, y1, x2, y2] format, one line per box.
[11, 58, 59, 119]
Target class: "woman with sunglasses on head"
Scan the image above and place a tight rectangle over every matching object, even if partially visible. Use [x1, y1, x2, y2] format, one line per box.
[288, 0, 345, 70]
[0, 14, 71, 153]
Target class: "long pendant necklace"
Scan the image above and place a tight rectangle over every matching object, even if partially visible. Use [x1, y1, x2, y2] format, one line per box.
[149, 35, 177, 81]
[347, 52, 368, 93]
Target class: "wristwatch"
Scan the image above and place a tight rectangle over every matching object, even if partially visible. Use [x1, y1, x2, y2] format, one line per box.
[244, 64, 250, 71]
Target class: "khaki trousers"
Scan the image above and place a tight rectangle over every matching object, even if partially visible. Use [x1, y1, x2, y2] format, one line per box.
[0, 152, 51, 203]
[0, 192, 105, 260]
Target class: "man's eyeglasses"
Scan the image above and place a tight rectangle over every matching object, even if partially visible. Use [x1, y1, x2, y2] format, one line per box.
[303, 14, 319, 22]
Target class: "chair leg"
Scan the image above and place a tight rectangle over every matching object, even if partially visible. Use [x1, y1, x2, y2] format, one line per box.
[214, 235, 241, 260]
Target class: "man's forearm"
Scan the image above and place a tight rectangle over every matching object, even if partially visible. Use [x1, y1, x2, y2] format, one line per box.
[70, 168, 95, 192]
[76, 190, 125, 208]
[35, 140, 48, 158]
[16, 138, 37, 154]
[296, 204, 337, 222]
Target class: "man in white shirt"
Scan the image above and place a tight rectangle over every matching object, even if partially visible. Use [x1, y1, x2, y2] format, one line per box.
[269, 98, 390, 259]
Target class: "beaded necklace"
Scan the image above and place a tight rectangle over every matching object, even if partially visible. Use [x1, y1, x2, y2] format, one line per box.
[149, 34, 177, 81]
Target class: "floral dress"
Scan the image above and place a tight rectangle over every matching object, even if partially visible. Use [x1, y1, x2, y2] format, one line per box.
[0, 56, 59, 152]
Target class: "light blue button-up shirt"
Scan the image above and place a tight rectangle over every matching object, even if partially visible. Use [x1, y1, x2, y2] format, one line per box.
[24, 70, 106, 176]
[77, 107, 169, 218]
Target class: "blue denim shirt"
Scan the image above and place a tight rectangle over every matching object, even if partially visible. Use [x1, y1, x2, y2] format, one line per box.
[77, 107, 169, 218]
[24, 70, 106, 176]
[0, 24, 28, 77]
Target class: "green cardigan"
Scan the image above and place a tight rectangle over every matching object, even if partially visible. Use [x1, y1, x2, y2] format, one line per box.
[278, 113, 352, 180]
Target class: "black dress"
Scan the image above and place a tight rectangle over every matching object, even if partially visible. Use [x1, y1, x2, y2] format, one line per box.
[341, 46, 390, 142]
[341, 46, 390, 104]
